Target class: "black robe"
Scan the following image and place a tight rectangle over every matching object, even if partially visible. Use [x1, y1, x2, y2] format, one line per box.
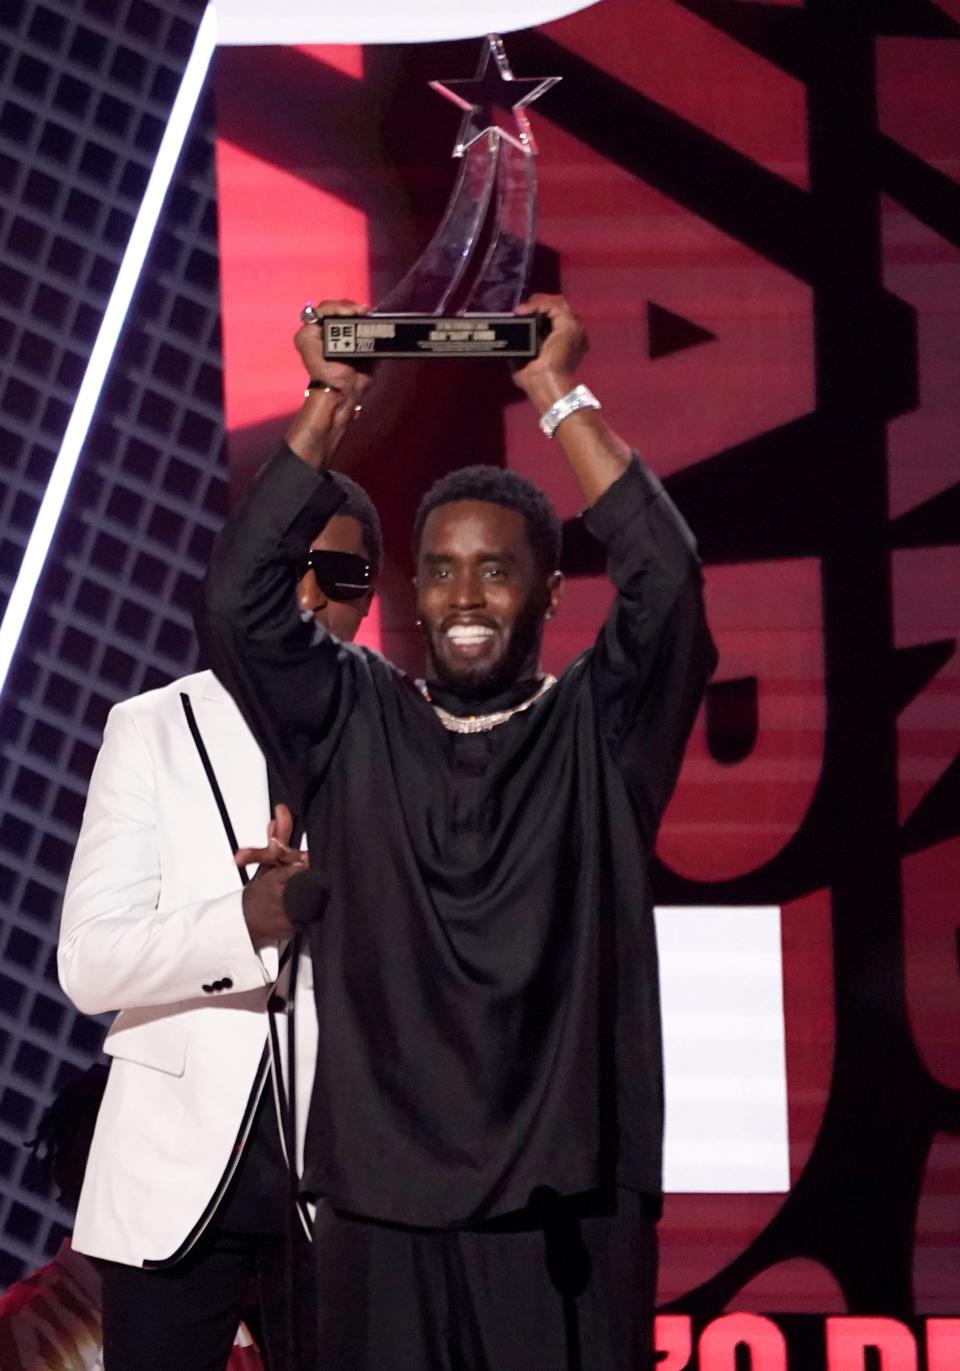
[199, 445, 716, 1228]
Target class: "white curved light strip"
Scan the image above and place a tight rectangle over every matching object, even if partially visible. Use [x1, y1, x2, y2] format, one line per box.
[215, 0, 602, 45]
[0, 4, 218, 700]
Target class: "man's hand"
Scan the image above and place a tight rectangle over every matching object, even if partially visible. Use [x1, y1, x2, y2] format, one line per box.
[512, 295, 589, 409]
[294, 298, 373, 401]
[286, 298, 374, 467]
[237, 803, 307, 947]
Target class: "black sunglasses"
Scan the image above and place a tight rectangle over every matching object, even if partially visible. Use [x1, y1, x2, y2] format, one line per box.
[294, 550, 372, 602]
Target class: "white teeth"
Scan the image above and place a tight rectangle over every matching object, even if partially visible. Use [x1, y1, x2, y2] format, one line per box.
[446, 625, 494, 644]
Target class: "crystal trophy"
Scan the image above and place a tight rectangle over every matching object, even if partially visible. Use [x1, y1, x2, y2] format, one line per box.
[320, 34, 559, 361]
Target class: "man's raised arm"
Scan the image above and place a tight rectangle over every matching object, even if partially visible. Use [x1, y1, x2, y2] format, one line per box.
[513, 294, 633, 504]
[513, 295, 717, 840]
[198, 303, 372, 779]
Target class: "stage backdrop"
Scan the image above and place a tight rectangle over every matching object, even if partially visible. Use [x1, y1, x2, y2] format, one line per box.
[212, 2, 959, 1365]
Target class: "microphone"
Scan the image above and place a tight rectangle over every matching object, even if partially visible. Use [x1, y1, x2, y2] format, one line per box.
[282, 869, 328, 928]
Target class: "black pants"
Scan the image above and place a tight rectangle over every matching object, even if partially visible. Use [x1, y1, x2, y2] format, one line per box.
[313, 1189, 658, 1371]
[99, 1222, 315, 1371]
[99, 1073, 309, 1370]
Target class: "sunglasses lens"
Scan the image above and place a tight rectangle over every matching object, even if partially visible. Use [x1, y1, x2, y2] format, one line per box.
[297, 550, 371, 602]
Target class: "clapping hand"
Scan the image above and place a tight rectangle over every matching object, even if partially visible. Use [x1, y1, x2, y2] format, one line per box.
[238, 804, 307, 946]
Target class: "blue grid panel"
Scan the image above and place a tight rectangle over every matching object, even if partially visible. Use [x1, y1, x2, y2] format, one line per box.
[0, 0, 227, 1287]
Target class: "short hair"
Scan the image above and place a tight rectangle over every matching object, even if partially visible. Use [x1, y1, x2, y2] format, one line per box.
[413, 466, 561, 575]
[329, 471, 383, 575]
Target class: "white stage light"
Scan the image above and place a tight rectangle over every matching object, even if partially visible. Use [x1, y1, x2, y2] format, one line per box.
[0, 3, 218, 700]
[215, 0, 602, 45]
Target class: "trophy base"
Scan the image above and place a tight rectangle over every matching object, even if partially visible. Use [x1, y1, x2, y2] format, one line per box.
[322, 314, 546, 360]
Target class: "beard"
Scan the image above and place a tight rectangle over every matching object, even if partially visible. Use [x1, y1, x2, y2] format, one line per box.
[425, 598, 546, 703]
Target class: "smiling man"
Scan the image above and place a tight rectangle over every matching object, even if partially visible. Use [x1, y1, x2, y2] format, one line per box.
[200, 294, 716, 1371]
[413, 467, 562, 705]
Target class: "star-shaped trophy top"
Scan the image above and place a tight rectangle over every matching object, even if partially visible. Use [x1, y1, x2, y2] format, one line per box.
[429, 34, 560, 159]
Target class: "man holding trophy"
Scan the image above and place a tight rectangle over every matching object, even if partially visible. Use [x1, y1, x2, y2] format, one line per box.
[197, 34, 714, 1369]
[199, 288, 715, 1370]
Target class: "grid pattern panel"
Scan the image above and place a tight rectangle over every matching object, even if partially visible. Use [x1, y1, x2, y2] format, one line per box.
[0, 0, 225, 1286]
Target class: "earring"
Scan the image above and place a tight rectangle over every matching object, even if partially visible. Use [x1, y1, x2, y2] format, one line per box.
[415, 617, 423, 628]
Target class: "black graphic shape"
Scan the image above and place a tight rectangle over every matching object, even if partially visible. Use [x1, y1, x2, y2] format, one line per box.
[891, 484, 960, 550]
[647, 302, 717, 360]
[704, 677, 759, 765]
[892, 640, 955, 714]
[901, 755, 960, 853]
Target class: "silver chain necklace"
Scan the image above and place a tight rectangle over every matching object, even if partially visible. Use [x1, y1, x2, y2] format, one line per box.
[420, 675, 557, 735]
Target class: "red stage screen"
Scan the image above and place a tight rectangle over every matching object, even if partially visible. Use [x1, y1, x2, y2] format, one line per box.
[213, 2, 959, 1362]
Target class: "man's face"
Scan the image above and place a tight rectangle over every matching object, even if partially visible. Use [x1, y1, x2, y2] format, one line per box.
[416, 500, 562, 698]
[297, 513, 373, 641]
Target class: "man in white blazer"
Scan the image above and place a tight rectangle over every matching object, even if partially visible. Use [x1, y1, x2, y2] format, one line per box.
[58, 470, 382, 1371]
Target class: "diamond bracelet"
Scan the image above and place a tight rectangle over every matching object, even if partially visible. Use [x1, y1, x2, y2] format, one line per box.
[538, 383, 601, 439]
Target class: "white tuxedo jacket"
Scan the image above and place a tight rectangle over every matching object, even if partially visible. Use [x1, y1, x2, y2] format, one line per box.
[59, 670, 316, 1267]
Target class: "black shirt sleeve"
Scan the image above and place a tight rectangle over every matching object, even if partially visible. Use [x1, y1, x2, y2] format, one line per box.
[197, 443, 353, 804]
[584, 458, 717, 841]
